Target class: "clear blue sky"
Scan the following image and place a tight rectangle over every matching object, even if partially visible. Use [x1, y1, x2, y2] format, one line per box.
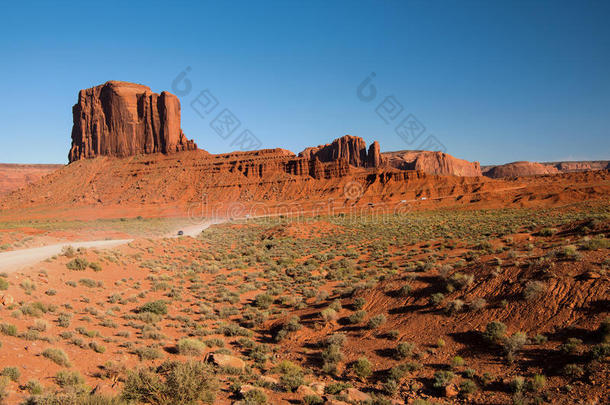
[1, 0, 608, 165]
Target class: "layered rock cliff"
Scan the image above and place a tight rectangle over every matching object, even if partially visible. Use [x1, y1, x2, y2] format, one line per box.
[299, 135, 383, 168]
[383, 150, 482, 177]
[68, 81, 197, 162]
[483, 161, 559, 178]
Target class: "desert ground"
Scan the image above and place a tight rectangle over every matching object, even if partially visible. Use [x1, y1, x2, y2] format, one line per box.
[0, 165, 608, 405]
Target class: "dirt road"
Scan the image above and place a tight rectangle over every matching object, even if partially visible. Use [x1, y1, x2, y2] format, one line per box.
[0, 220, 223, 272]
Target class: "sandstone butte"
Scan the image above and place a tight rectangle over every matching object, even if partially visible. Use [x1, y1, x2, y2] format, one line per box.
[68, 81, 196, 162]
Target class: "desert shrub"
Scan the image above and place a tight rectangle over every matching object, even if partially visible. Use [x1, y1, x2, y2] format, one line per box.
[1, 366, 20, 382]
[274, 316, 301, 342]
[329, 299, 342, 312]
[445, 299, 464, 315]
[504, 332, 527, 358]
[459, 379, 477, 395]
[66, 258, 89, 270]
[324, 382, 352, 395]
[303, 394, 323, 405]
[429, 292, 445, 306]
[275, 361, 304, 392]
[0, 323, 18, 336]
[510, 376, 525, 393]
[523, 281, 546, 301]
[321, 308, 338, 323]
[243, 388, 267, 404]
[42, 348, 71, 367]
[353, 297, 366, 310]
[89, 341, 106, 353]
[483, 321, 507, 344]
[24, 379, 44, 395]
[321, 344, 343, 374]
[559, 338, 582, 355]
[432, 370, 454, 389]
[0, 278, 8, 290]
[134, 347, 164, 361]
[325, 333, 347, 347]
[591, 343, 610, 360]
[562, 363, 584, 379]
[395, 342, 415, 359]
[348, 310, 366, 324]
[532, 334, 547, 345]
[469, 298, 486, 311]
[55, 369, 85, 387]
[529, 374, 546, 392]
[539, 228, 557, 236]
[451, 356, 465, 368]
[253, 293, 273, 309]
[122, 360, 218, 405]
[367, 314, 386, 329]
[446, 273, 474, 292]
[581, 237, 610, 251]
[399, 284, 412, 297]
[177, 338, 206, 356]
[138, 300, 168, 315]
[352, 357, 372, 380]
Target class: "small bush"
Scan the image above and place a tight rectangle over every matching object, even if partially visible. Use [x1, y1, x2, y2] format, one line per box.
[243, 388, 268, 404]
[353, 297, 366, 310]
[55, 369, 85, 387]
[66, 257, 89, 270]
[254, 293, 273, 309]
[395, 342, 415, 359]
[523, 281, 546, 301]
[432, 370, 454, 389]
[138, 300, 168, 315]
[352, 357, 373, 381]
[367, 313, 386, 329]
[529, 374, 546, 392]
[122, 360, 218, 404]
[0, 323, 18, 336]
[0, 278, 8, 290]
[348, 310, 366, 324]
[1, 367, 20, 382]
[42, 348, 71, 367]
[483, 321, 507, 344]
[177, 338, 206, 356]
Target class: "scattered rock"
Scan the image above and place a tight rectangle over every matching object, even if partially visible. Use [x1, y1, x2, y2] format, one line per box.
[296, 384, 318, 397]
[445, 383, 459, 398]
[344, 387, 371, 402]
[209, 352, 246, 371]
[309, 382, 325, 395]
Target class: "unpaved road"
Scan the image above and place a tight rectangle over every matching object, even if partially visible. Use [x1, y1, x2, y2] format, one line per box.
[0, 220, 223, 272]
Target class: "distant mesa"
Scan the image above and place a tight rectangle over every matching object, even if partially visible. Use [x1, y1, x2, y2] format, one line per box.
[383, 150, 482, 177]
[68, 81, 197, 162]
[483, 161, 559, 178]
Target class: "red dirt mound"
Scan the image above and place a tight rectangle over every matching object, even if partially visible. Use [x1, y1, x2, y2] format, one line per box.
[0, 164, 63, 196]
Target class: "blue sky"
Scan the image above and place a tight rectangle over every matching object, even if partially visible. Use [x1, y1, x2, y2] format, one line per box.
[1, 0, 608, 165]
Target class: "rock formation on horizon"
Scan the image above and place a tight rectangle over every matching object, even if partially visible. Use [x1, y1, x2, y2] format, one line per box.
[483, 161, 559, 178]
[68, 81, 197, 162]
[383, 150, 482, 177]
[298, 135, 383, 168]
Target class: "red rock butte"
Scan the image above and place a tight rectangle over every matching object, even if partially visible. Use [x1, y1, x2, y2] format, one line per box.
[68, 81, 196, 162]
